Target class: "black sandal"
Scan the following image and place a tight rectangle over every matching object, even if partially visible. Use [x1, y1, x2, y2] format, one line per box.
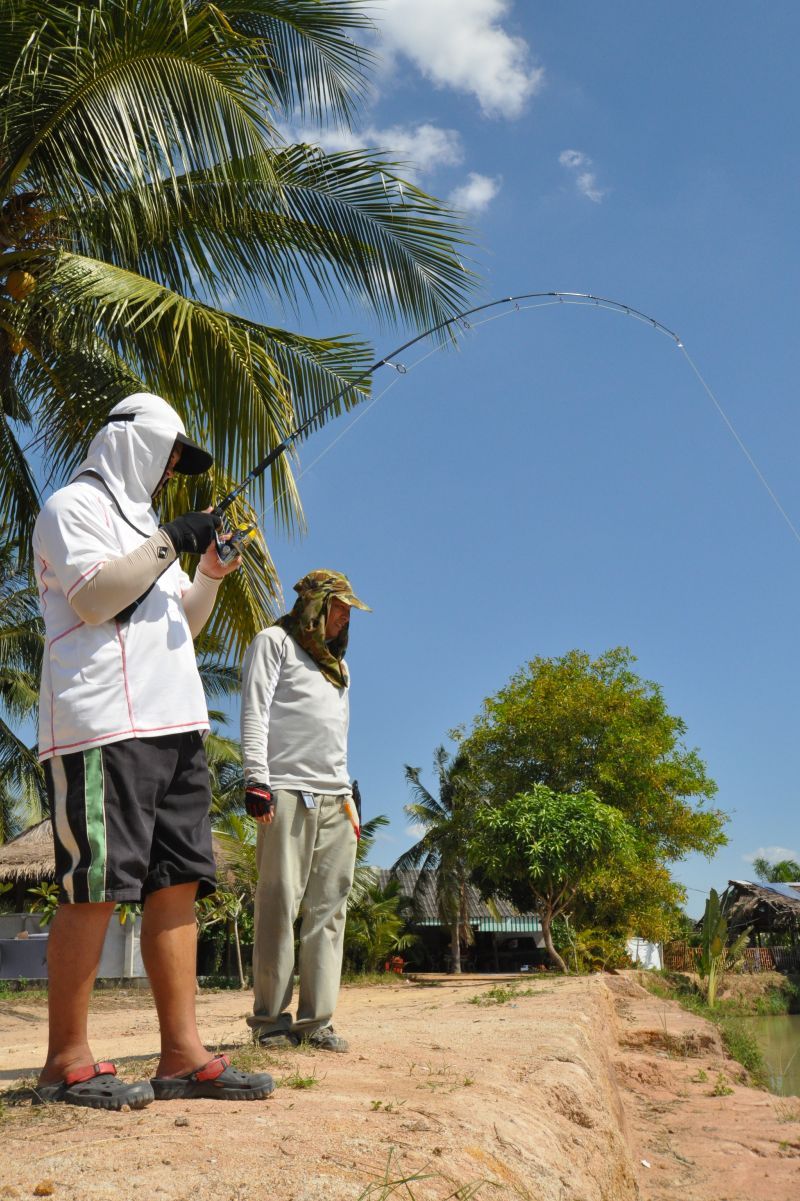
[150, 1054, 274, 1101]
[34, 1061, 154, 1110]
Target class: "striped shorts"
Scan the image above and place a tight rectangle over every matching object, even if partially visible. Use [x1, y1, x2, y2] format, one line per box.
[44, 731, 217, 904]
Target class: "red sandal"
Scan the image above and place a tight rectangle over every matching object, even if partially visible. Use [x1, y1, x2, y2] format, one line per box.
[150, 1054, 274, 1101]
[34, 1062, 154, 1110]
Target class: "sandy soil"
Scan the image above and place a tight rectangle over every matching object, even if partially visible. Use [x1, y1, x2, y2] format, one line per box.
[0, 973, 797, 1201]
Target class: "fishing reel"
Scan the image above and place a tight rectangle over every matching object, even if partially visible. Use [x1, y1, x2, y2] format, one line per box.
[214, 517, 259, 563]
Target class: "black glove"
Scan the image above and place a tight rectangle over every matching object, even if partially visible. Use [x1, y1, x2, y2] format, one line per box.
[245, 784, 275, 820]
[352, 779, 362, 822]
[160, 511, 218, 555]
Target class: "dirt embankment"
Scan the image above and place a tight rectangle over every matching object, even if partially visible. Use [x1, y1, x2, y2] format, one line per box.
[0, 973, 797, 1201]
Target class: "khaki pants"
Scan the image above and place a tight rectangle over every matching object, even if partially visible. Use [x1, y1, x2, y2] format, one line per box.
[247, 789, 357, 1037]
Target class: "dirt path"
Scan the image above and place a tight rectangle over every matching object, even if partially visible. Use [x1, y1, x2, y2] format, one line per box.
[0, 974, 797, 1200]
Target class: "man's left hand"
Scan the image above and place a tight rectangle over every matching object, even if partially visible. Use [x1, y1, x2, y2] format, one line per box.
[197, 508, 242, 579]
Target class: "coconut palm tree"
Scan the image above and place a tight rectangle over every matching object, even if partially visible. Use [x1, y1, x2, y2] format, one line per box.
[0, 535, 45, 840]
[0, 0, 472, 655]
[392, 747, 474, 974]
[752, 856, 800, 884]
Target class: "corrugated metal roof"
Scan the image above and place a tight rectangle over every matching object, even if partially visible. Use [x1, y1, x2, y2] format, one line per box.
[378, 869, 538, 927]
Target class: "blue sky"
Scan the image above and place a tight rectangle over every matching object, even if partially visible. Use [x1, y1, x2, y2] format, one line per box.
[16, 3, 791, 915]
[229, 1, 800, 914]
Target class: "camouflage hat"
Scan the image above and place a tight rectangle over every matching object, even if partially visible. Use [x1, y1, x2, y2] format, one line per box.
[293, 569, 371, 611]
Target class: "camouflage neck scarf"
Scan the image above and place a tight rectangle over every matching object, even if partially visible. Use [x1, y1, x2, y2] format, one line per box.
[274, 570, 370, 689]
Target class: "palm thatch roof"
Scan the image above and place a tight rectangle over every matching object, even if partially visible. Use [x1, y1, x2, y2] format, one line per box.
[723, 879, 800, 934]
[0, 820, 233, 883]
[0, 820, 56, 881]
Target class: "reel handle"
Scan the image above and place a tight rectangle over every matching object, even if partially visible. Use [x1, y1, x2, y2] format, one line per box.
[215, 522, 258, 563]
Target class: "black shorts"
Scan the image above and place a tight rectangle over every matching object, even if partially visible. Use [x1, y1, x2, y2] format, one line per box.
[44, 731, 217, 904]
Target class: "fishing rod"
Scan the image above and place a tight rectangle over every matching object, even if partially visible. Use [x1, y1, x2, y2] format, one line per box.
[211, 290, 685, 561]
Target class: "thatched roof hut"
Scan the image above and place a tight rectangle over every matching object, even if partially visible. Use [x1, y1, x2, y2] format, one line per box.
[0, 820, 56, 883]
[0, 820, 234, 893]
[723, 879, 800, 936]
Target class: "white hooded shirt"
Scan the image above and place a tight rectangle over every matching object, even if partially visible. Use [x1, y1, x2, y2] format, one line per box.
[34, 393, 210, 760]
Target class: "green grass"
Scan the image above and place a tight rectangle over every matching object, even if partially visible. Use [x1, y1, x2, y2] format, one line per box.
[341, 971, 408, 987]
[355, 1149, 492, 1200]
[468, 984, 536, 1007]
[277, 1068, 320, 1090]
[0, 980, 48, 1002]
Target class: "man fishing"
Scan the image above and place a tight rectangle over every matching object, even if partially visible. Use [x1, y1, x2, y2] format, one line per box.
[241, 570, 369, 1052]
[32, 392, 274, 1108]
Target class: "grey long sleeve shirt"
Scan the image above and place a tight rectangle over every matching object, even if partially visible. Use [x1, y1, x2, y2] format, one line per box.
[240, 627, 351, 794]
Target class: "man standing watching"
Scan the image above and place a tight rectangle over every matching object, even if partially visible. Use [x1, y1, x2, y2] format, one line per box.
[33, 392, 274, 1108]
[241, 570, 369, 1052]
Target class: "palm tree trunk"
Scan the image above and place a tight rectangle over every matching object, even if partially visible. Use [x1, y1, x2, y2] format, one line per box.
[450, 922, 462, 974]
[541, 909, 568, 973]
[233, 913, 246, 989]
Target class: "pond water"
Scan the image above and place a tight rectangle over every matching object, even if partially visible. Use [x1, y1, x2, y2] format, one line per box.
[747, 1014, 800, 1096]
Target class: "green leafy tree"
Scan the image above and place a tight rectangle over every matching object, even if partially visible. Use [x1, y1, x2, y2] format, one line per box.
[1, 0, 472, 654]
[752, 856, 800, 884]
[458, 648, 726, 936]
[469, 785, 636, 972]
[0, 535, 44, 840]
[392, 748, 473, 974]
[697, 888, 750, 1008]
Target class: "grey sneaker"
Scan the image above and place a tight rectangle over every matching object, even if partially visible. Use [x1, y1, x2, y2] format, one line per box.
[304, 1026, 349, 1053]
[256, 1030, 300, 1050]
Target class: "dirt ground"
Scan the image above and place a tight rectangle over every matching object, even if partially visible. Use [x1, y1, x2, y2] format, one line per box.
[0, 973, 798, 1201]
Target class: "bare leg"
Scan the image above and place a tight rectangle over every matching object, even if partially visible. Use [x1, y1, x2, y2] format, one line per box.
[39, 901, 115, 1084]
[140, 882, 209, 1077]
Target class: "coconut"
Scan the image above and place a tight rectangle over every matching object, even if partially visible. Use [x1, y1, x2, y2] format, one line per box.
[5, 269, 36, 300]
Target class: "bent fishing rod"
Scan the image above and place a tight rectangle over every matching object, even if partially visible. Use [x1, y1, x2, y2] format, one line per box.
[211, 290, 685, 561]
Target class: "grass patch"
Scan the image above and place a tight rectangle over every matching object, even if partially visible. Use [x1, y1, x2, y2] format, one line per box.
[710, 1072, 734, 1097]
[356, 1148, 492, 1200]
[278, 1067, 320, 1089]
[0, 981, 48, 1003]
[342, 971, 407, 987]
[775, 1098, 800, 1123]
[468, 984, 536, 1007]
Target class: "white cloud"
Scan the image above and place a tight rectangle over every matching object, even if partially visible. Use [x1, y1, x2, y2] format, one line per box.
[558, 149, 586, 169]
[743, 846, 799, 864]
[558, 147, 607, 203]
[405, 823, 426, 840]
[575, 171, 605, 203]
[283, 121, 463, 178]
[377, 0, 543, 119]
[449, 172, 501, 213]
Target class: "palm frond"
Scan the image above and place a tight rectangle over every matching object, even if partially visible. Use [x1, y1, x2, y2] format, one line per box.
[2, 0, 280, 204]
[222, 1, 375, 124]
[68, 146, 474, 327]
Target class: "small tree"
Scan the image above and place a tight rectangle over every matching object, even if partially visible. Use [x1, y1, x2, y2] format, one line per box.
[469, 785, 636, 972]
[457, 648, 726, 939]
[697, 888, 750, 1008]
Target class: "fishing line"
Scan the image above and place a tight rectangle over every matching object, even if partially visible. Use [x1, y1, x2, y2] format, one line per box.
[247, 292, 798, 552]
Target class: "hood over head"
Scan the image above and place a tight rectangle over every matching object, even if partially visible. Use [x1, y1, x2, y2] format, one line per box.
[274, 569, 371, 688]
[72, 393, 213, 531]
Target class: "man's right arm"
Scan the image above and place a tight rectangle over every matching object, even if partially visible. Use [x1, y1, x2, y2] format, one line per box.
[240, 630, 285, 788]
[70, 530, 177, 624]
